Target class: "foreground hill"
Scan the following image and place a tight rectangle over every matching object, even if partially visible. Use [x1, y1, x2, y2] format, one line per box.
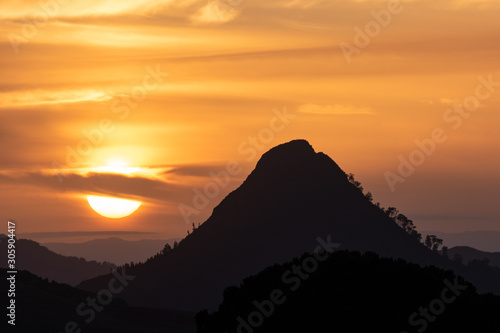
[78, 140, 497, 311]
[2, 268, 196, 332]
[197, 250, 500, 332]
[44, 237, 180, 266]
[0, 236, 115, 285]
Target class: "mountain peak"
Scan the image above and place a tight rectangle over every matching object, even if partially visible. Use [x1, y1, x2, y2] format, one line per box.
[246, 139, 346, 188]
[251, 139, 320, 178]
[256, 139, 315, 167]
[265, 139, 314, 155]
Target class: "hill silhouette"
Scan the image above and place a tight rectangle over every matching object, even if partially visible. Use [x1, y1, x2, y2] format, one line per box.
[196, 250, 500, 332]
[2, 268, 196, 332]
[78, 140, 499, 311]
[44, 237, 181, 266]
[0, 236, 115, 285]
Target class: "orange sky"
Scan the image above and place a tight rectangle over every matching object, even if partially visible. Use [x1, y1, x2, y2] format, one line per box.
[0, 0, 499, 242]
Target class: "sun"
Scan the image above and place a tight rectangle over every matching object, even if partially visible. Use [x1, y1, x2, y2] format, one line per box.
[92, 158, 143, 175]
[87, 195, 141, 219]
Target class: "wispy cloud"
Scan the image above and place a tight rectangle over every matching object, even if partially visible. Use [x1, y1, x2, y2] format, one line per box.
[0, 170, 184, 203]
[439, 98, 461, 105]
[298, 103, 374, 115]
[191, 1, 241, 24]
[18, 230, 156, 239]
[164, 163, 231, 177]
[0, 162, 246, 203]
[439, 97, 485, 108]
[0, 90, 112, 108]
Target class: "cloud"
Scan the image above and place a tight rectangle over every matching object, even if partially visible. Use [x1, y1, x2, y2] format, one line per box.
[298, 103, 374, 115]
[164, 163, 232, 177]
[439, 98, 461, 105]
[0, 89, 112, 108]
[0, 171, 186, 203]
[0, 0, 164, 18]
[439, 97, 485, 108]
[0, 162, 247, 203]
[17, 230, 156, 239]
[0, 0, 243, 25]
[191, 1, 241, 24]
[433, 0, 500, 10]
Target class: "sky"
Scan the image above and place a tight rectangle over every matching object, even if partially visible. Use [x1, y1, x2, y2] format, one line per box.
[0, 0, 499, 243]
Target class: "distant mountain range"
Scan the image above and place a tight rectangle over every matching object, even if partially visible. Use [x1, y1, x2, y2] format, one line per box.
[446, 246, 500, 268]
[0, 236, 115, 286]
[79, 140, 498, 312]
[43, 237, 181, 266]
[423, 230, 500, 252]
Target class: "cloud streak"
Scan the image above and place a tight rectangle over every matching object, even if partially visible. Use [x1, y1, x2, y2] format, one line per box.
[18, 230, 156, 239]
[0, 163, 246, 204]
[298, 103, 374, 115]
[0, 90, 112, 108]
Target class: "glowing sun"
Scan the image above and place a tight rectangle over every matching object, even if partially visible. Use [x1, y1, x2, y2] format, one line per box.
[87, 195, 141, 219]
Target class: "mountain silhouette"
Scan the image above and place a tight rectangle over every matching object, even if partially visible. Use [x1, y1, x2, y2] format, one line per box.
[445, 246, 500, 268]
[77, 140, 491, 311]
[2, 268, 196, 332]
[0, 236, 115, 286]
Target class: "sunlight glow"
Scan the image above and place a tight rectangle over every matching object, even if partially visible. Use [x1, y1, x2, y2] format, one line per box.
[92, 159, 145, 175]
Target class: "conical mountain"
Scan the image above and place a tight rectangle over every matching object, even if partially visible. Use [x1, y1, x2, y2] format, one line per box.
[78, 140, 451, 311]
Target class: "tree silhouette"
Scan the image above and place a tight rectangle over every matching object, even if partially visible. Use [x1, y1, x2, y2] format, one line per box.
[382, 208, 422, 242]
[442, 246, 448, 258]
[424, 235, 443, 251]
[347, 173, 363, 192]
[162, 243, 172, 255]
[385, 207, 399, 219]
[346, 176, 423, 243]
